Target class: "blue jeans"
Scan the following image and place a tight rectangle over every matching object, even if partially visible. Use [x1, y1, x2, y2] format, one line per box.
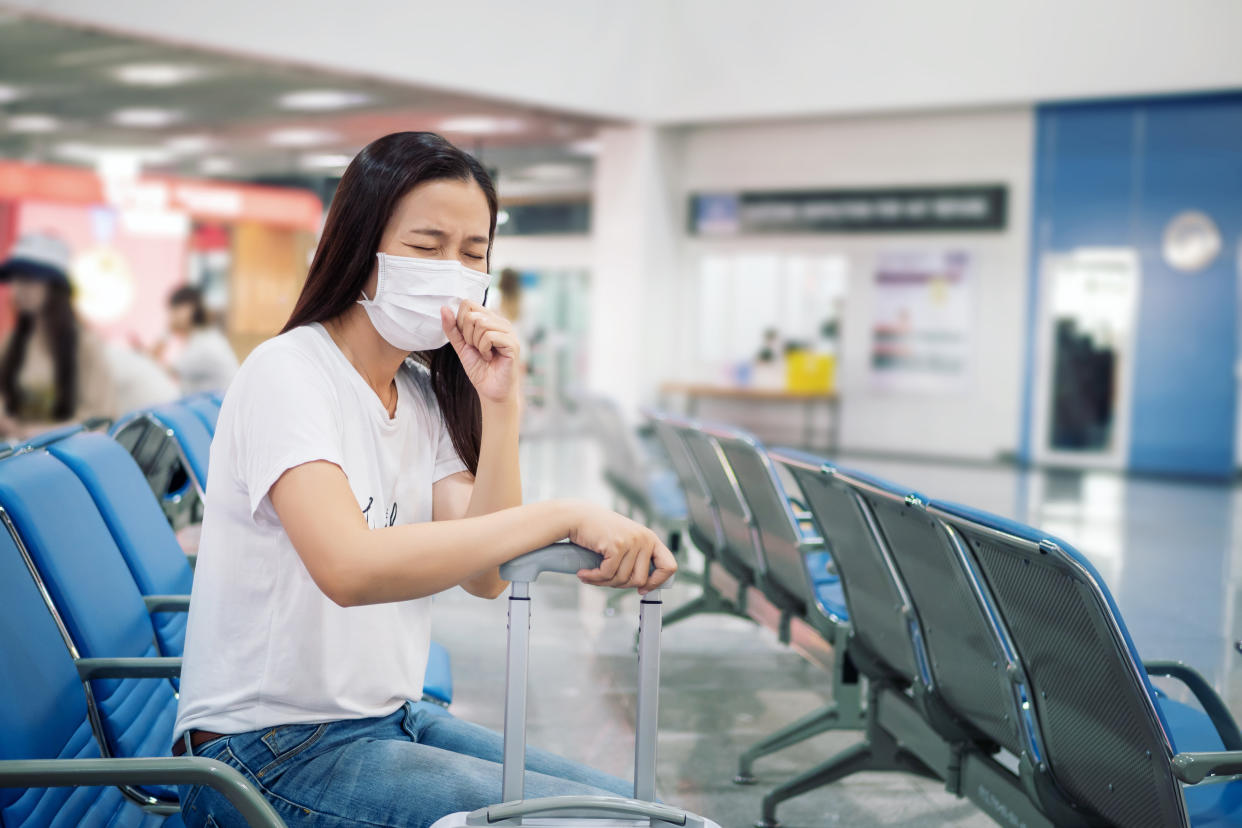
[179, 701, 632, 828]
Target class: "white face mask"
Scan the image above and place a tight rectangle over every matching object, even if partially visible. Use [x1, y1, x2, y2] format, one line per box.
[357, 253, 490, 352]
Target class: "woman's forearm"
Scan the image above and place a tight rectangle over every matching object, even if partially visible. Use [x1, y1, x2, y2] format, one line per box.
[466, 399, 523, 516]
[341, 499, 580, 605]
[269, 458, 584, 607]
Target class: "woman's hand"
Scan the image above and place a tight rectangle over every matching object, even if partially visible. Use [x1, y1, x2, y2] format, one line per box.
[568, 503, 678, 595]
[441, 299, 521, 407]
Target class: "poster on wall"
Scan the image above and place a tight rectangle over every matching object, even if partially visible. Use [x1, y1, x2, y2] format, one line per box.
[869, 250, 974, 393]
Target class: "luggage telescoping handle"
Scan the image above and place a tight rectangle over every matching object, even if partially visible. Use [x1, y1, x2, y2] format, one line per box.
[496, 542, 673, 810]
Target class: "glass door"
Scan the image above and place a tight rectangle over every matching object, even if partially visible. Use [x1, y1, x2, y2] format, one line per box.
[1031, 249, 1141, 469]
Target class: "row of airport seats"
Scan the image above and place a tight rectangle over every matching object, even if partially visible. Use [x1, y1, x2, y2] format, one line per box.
[0, 395, 450, 827]
[635, 409, 1242, 828]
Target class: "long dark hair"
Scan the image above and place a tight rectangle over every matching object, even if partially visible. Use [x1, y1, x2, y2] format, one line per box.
[282, 132, 498, 474]
[0, 279, 78, 420]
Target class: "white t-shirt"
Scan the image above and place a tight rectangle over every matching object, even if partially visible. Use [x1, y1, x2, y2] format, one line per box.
[173, 323, 468, 740]
[173, 327, 240, 395]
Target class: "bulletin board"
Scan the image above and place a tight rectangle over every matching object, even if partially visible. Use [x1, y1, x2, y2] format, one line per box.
[869, 250, 974, 393]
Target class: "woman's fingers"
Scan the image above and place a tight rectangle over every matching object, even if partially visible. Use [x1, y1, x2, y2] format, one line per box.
[441, 306, 468, 351]
[453, 300, 519, 361]
[642, 542, 678, 594]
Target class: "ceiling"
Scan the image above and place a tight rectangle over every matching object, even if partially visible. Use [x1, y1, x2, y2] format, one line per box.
[0, 13, 606, 197]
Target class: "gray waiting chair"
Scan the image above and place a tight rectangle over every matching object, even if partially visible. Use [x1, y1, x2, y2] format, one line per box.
[931, 498, 1242, 828]
[582, 395, 685, 530]
[846, 475, 1057, 827]
[705, 430, 865, 784]
[675, 420, 768, 614]
[760, 449, 954, 826]
[647, 412, 745, 627]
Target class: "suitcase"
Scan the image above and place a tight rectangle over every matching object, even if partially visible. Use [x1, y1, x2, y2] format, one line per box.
[430, 542, 721, 828]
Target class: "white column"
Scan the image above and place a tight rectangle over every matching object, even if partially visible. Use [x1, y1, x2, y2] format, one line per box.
[588, 125, 684, 415]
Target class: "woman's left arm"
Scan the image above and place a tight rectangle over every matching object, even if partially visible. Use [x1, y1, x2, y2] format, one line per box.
[432, 300, 523, 598]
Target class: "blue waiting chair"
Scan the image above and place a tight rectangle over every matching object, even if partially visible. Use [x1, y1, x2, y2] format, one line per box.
[112, 403, 213, 530]
[931, 499, 1242, 828]
[0, 502, 284, 827]
[7, 424, 85, 454]
[423, 642, 453, 708]
[48, 432, 193, 657]
[0, 449, 182, 806]
[179, 395, 220, 437]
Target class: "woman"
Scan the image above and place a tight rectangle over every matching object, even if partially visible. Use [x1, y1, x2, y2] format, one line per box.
[157, 284, 240, 395]
[0, 232, 115, 439]
[173, 132, 675, 828]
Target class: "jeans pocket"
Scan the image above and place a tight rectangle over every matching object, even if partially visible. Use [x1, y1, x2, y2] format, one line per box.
[255, 722, 328, 779]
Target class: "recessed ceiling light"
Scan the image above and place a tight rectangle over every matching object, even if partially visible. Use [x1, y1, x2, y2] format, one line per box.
[496, 209, 511, 226]
[0, 84, 22, 104]
[278, 89, 371, 111]
[200, 157, 236, 175]
[267, 128, 338, 147]
[112, 108, 182, 128]
[165, 134, 213, 154]
[438, 116, 525, 135]
[113, 63, 204, 86]
[8, 114, 60, 133]
[568, 138, 601, 156]
[53, 142, 172, 167]
[300, 153, 353, 170]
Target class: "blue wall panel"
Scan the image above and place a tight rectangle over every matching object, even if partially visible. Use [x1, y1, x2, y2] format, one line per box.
[1025, 94, 1241, 478]
[1129, 98, 1241, 476]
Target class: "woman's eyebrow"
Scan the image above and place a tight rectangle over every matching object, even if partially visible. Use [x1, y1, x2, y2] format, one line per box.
[405, 228, 489, 245]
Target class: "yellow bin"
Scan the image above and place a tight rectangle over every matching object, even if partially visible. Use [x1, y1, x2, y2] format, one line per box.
[786, 350, 835, 394]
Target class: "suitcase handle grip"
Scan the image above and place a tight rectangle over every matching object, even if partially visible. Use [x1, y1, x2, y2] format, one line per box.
[499, 542, 674, 587]
[469, 795, 702, 827]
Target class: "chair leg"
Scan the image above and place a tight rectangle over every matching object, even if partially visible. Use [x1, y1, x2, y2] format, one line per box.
[757, 723, 936, 828]
[661, 588, 742, 629]
[735, 702, 850, 784]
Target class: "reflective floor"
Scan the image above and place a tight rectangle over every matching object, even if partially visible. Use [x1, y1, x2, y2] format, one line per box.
[429, 434, 1242, 828]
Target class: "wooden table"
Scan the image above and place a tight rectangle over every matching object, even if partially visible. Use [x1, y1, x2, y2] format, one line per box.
[659, 383, 840, 452]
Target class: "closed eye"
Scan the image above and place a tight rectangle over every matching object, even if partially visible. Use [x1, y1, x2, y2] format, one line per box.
[405, 244, 437, 253]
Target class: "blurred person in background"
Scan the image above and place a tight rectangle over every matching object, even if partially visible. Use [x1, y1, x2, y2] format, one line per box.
[0, 232, 115, 440]
[151, 284, 239, 395]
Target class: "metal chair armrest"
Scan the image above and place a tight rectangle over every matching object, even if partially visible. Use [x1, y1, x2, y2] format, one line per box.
[0, 757, 283, 827]
[75, 657, 182, 681]
[1146, 661, 1242, 750]
[143, 594, 191, 613]
[1171, 751, 1242, 784]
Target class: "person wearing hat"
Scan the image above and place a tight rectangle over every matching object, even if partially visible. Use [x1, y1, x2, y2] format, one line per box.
[0, 232, 115, 440]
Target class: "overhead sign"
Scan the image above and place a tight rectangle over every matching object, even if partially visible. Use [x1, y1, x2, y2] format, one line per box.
[690, 185, 1007, 235]
[0, 161, 323, 231]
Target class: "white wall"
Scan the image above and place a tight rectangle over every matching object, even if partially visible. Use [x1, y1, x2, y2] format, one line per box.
[12, 0, 1242, 123]
[673, 107, 1035, 461]
[491, 236, 593, 273]
[651, 0, 1242, 123]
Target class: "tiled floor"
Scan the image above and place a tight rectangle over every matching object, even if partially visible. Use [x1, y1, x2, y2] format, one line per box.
[430, 434, 1242, 828]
